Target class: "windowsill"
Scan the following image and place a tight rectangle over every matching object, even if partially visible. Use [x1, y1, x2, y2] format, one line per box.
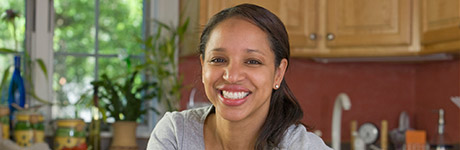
[44, 124, 152, 139]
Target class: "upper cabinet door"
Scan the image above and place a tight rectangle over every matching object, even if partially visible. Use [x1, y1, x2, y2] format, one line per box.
[326, 0, 411, 47]
[199, 0, 319, 48]
[421, 0, 460, 45]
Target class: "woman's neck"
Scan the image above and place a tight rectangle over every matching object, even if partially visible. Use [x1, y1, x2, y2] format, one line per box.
[204, 107, 269, 150]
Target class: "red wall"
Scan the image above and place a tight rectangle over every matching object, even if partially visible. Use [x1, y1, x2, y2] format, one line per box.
[178, 55, 460, 144]
[285, 59, 416, 143]
[415, 60, 460, 144]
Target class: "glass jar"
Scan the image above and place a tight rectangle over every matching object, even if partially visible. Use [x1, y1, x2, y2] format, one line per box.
[54, 119, 87, 150]
[30, 114, 45, 143]
[14, 112, 34, 147]
[0, 106, 9, 139]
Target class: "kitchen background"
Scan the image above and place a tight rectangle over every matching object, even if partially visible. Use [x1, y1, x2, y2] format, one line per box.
[177, 0, 460, 148]
[0, 0, 458, 149]
[179, 55, 460, 146]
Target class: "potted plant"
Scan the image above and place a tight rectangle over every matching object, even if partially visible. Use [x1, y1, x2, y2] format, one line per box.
[90, 70, 157, 150]
[136, 18, 189, 114]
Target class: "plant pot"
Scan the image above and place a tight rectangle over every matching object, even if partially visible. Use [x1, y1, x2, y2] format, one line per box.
[0, 106, 9, 139]
[110, 121, 138, 150]
[54, 119, 87, 150]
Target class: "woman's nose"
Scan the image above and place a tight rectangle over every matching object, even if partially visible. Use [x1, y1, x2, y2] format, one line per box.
[223, 62, 245, 83]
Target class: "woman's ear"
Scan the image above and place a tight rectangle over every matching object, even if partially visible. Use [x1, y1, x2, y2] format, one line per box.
[274, 58, 288, 89]
[200, 54, 204, 66]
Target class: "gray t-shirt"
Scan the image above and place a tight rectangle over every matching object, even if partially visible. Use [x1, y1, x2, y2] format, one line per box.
[147, 106, 332, 150]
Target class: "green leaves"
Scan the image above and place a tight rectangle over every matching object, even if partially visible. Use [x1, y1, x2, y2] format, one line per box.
[90, 71, 157, 122]
[35, 58, 48, 81]
[177, 18, 189, 41]
[1, 9, 20, 22]
[0, 66, 11, 104]
[0, 48, 16, 53]
[137, 18, 189, 113]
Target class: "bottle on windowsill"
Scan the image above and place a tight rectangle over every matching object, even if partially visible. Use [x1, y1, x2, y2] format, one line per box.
[88, 85, 101, 150]
[8, 56, 26, 126]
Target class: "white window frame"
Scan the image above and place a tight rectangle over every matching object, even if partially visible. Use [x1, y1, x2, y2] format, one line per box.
[29, 0, 179, 137]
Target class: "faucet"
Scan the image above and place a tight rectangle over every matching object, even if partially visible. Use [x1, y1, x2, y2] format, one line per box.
[332, 93, 351, 150]
[187, 88, 197, 109]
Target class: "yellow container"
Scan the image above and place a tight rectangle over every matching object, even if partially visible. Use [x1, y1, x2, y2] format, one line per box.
[30, 114, 45, 143]
[54, 119, 87, 150]
[14, 112, 34, 147]
[0, 106, 9, 140]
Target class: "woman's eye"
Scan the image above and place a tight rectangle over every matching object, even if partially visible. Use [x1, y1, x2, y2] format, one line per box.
[210, 58, 226, 63]
[246, 59, 262, 65]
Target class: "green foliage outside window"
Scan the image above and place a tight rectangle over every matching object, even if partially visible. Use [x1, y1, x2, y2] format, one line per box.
[53, 0, 144, 120]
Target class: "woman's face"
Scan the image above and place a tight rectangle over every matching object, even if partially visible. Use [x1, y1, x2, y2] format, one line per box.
[201, 17, 287, 122]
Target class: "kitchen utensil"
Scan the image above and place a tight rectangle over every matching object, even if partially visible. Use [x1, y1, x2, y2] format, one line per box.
[381, 120, 388, 150]
[358, 122, 379, 144]
[390, 111, 411, 150]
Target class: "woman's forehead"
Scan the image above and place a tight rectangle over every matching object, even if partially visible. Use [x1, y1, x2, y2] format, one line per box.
[205, 18, 271, 53]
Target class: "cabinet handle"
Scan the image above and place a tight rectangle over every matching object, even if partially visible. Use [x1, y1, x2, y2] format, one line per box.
[309, 33, 317, 40]
[326, 33, 335, 41]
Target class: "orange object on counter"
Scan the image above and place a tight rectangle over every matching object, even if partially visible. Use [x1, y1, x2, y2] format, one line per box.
[405, 130, 427, 150]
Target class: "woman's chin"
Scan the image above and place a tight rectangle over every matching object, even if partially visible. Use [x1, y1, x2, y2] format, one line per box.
[215, 106, 249, 122]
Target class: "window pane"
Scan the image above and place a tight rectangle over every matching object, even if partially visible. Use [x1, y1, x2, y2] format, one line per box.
[0, 0, 26, 51]
[0, 0, 25, 102]
[52, 0, 146, 123]
[98, 57, 143, 78]
[99, 0, 143, 55]
[54, 0, 95, 53]
[53, 56, 95, 119]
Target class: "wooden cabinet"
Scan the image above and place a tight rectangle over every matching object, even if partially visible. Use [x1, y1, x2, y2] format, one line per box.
[421, 0, 460, 53]
[198, 0, 416, 58]
[326, 0, 411, 47]
[199, 0, 318, 48]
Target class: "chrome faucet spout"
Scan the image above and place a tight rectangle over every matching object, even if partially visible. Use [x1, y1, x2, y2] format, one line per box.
[332, 93, 351, 150]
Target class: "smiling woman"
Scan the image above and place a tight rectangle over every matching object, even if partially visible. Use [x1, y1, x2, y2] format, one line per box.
[147, 3, 332, 150]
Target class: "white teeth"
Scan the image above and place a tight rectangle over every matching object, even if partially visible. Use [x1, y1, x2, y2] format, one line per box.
[222, 91, 249, 99]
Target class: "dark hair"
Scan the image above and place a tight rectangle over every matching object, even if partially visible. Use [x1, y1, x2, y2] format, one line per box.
[199, 4, 304, 149]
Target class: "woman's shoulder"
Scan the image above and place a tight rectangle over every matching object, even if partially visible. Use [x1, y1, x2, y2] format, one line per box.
[146, 106, 211, 150]
[164, 105, 212, 124]
[280, 124, 332, 150]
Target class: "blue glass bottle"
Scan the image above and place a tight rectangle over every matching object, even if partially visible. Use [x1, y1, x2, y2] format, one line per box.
[8, 56, 26, 121]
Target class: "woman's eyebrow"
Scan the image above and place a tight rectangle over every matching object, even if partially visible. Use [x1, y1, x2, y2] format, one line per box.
[210, 48, 225, 52]
[208, 48, 266, 56]
[247, 49, 266, 56]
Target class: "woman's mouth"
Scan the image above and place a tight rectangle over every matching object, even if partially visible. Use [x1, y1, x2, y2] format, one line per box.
[218, 90, 251, 106]
[222, 90, 250, 99]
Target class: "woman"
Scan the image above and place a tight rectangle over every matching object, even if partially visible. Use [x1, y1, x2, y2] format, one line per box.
[147, 4, 331, 150]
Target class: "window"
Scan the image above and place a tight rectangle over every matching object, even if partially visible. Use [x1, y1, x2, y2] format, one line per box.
[0, 0, 26, 102]
[2, 0, 179, 137]
[53, 0, 145, 123]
